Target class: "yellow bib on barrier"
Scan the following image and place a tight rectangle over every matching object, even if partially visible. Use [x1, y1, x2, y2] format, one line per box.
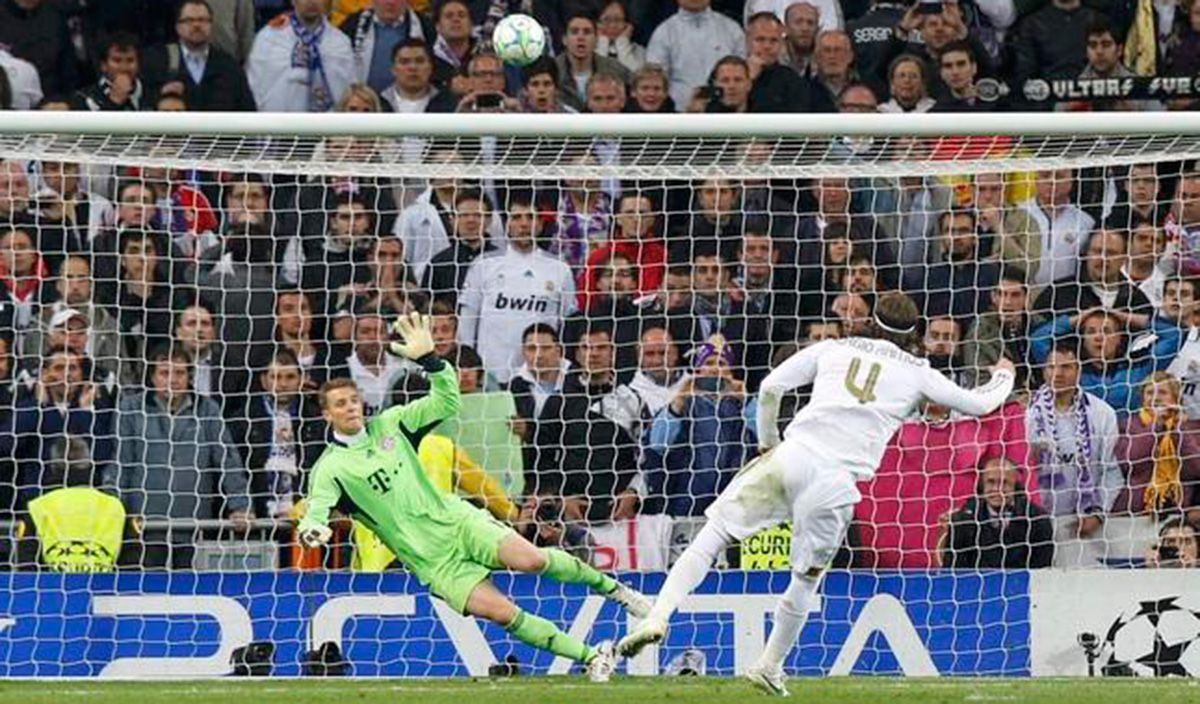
[740, 524, 792, 569]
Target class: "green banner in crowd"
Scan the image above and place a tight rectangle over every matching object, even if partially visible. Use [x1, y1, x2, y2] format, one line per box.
[438, 391, 524, 497]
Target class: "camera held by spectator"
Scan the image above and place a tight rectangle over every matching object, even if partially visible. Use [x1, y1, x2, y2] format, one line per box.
[1145, 518, 1199, 568]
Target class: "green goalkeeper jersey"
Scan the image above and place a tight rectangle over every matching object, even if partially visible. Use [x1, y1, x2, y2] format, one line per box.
[299, 360, 481, 569]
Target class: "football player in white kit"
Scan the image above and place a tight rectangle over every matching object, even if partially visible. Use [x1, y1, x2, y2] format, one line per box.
[617, 293, 1016, 695]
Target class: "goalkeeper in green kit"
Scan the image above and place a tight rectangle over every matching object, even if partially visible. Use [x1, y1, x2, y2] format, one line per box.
[297, 312, 647, 681]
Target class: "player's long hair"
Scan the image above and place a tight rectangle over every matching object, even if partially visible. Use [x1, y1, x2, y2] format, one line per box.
[865, 292, 921, 354]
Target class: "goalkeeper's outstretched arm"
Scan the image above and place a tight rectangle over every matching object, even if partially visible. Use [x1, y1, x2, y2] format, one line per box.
[377, 312, 463, 436]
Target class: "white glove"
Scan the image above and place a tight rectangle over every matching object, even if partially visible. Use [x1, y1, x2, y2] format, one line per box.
[387, 311, 436, 360]
[298, 524, 332, 549]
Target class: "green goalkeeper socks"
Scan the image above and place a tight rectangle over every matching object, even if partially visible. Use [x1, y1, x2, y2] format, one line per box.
[505, 608, 594, 663]
[540, 548, 618, 595]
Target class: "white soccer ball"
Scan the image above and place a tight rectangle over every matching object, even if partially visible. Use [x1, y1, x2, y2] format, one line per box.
[492, 14, 546, 67]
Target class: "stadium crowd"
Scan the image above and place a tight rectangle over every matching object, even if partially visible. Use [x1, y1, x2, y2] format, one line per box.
[0, 0, 1198, 572]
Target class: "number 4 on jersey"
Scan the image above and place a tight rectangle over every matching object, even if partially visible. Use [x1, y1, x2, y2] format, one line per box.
[844, 357, 882, 404]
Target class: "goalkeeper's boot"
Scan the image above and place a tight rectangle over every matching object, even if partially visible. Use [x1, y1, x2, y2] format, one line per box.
[607, 582, 652, 619]
[586, 641, 616, 683]
[616, 616, 667, 658]
[745, 664, 790, 697]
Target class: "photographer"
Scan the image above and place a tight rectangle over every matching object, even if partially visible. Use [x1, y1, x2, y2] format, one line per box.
[641, 335, 758, 518]
[515, 496, 596, 564]
[1145, 518, 1199, 568]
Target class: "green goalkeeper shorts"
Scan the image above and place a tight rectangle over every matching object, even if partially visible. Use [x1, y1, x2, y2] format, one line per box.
[419, 507, 514, 613]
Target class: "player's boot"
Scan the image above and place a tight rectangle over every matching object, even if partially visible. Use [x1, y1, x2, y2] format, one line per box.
[745, 664, 790, 697]
[586, 641, 616, 683]
[607, 583, 652, 619]
[616, 616, 667, 657]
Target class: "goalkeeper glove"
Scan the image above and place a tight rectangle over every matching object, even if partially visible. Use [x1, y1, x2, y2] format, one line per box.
[387, 312, 436, 360]
[298, 524, 332, 549]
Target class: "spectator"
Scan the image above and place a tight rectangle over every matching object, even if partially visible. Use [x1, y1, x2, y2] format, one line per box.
[903, 208, 1000, 321]
[1025, 341, 1119, 567]
[961, 266, 1036, 392]
[939, 456, 1055, 569]
[891, 3, 987, 90]
[300, 193, 377, 322]
[247, 0, 356, 112]
[0, 44, 42, 109]
[1122, 219, 1170, 309]
[596, 0, 646, 73]
[0, 224, 47, 345]
[430, 0, 475, 87]
[424, 188, 493, 303]
[70, 32, 147, 112]
[35, 161, 115, 256]
[381, 39, 439, 112]
[0, 0, 75, 97]
[576, 191, 665, 308]
[1113, 373, 1200, 527]
[229, 348, 326, 520]
[208, 0, 257, 63]
[585, 71, 627, 114]
[1059, 18, 1161, 111]
[515, 496, 596, 564]
[642, 334, 757, 517]
[747, 0, 842, 32]
[144, 0, 256, 112]
[547, 159, 612, 271]
[25, 258, 123, 383]
[732, 228, 800, 389]
[923, 315, 965, 381]
[1162, 278, 1200, 418]
[1013, 0, 1106, 93]
[13, 349, 115, 506]
[340, 0, 434, 95]
[808, 29, 857, 112]
[429, 299, 459, 359]
[1031, 306, 1183, 413]
[458, 192, 577, 384]
[782, 1, 820, 77]
[449, 52, 521, 113]
[625, 63, 673, 112]
[0, 159, 35, 222]
[346, 313, 409, 415]
[1162, 0, 1200, 79]
[556, 11, 630, 112]
[109, 228, 187, 365]
[174, 302, 248, 405]
[90, 181, 171, 298]
[931, 40, 987, 112]
[744, 12, 811, 112]
[669, 178, 743, 249]
[271, 289, 334, 386]
[830, 290, 873, 336]
[533, 324, 640, 523]
[797, 177, 893, 288]
[878, 54, 934, 113]
[1033, 228, 1153, 322]
[629, 321, 685, 415]
[646, 0, 744, 111]
[1105, 163, 1166, 231]
[1010, 168, 1095, 287]
[1145, 517, 1200, 568]
[846, 0, 908, 83]
[1177, 170, 1200, 277]
[520, 56, 574, 113]
[349, 235, 417, 318]
[109, 347, 251, 570]
[507, 322, 571, 458]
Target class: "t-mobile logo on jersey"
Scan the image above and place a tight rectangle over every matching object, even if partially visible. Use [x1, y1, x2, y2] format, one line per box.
[494, 292, 549, 313]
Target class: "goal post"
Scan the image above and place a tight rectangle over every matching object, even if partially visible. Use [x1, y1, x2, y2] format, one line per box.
[0, 112, 1199, 679]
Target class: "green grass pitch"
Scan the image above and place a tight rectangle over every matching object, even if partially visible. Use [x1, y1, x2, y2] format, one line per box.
[1, 677, 1198, 703]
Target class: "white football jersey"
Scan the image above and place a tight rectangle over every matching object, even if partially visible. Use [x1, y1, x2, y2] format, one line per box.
[458, 246, 577, 383]
[757, 338, 1015, 480]
[1167, 328, 1200, 420]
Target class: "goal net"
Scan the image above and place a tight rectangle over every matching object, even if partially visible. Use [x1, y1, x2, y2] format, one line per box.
[1, 112, 1200, 679]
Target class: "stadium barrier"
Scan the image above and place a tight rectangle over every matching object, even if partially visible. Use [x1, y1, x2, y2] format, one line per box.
[1, 570, 1197, 678]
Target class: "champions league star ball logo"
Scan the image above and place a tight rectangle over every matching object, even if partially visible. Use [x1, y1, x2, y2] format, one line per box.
[1078, 596, 1200, 677]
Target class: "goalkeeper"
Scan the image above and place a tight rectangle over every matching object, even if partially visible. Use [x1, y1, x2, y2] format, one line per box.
[297, 312, 645, 681]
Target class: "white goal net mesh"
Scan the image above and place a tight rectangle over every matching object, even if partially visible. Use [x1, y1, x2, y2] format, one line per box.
[2, 115, 1200, 679]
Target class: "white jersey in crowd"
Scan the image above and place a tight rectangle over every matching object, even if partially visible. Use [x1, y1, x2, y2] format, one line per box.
[1168, 327, 1200, 420]
[245, 15, 355, 113]
[756, 337, 1015, 480]
[458, 246, 577, 384]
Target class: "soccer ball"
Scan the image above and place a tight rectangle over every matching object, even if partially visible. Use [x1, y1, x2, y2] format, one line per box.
[492, 14, 545, 67]
[1100, 597, 1200, 677]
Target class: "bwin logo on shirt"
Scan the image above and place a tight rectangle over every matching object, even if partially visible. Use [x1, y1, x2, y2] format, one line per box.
[495, 292, 548, 312]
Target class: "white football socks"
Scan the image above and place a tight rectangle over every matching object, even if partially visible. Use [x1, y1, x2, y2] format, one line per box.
[759, 573, 822, 672]
[645, 522, 733, 623]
